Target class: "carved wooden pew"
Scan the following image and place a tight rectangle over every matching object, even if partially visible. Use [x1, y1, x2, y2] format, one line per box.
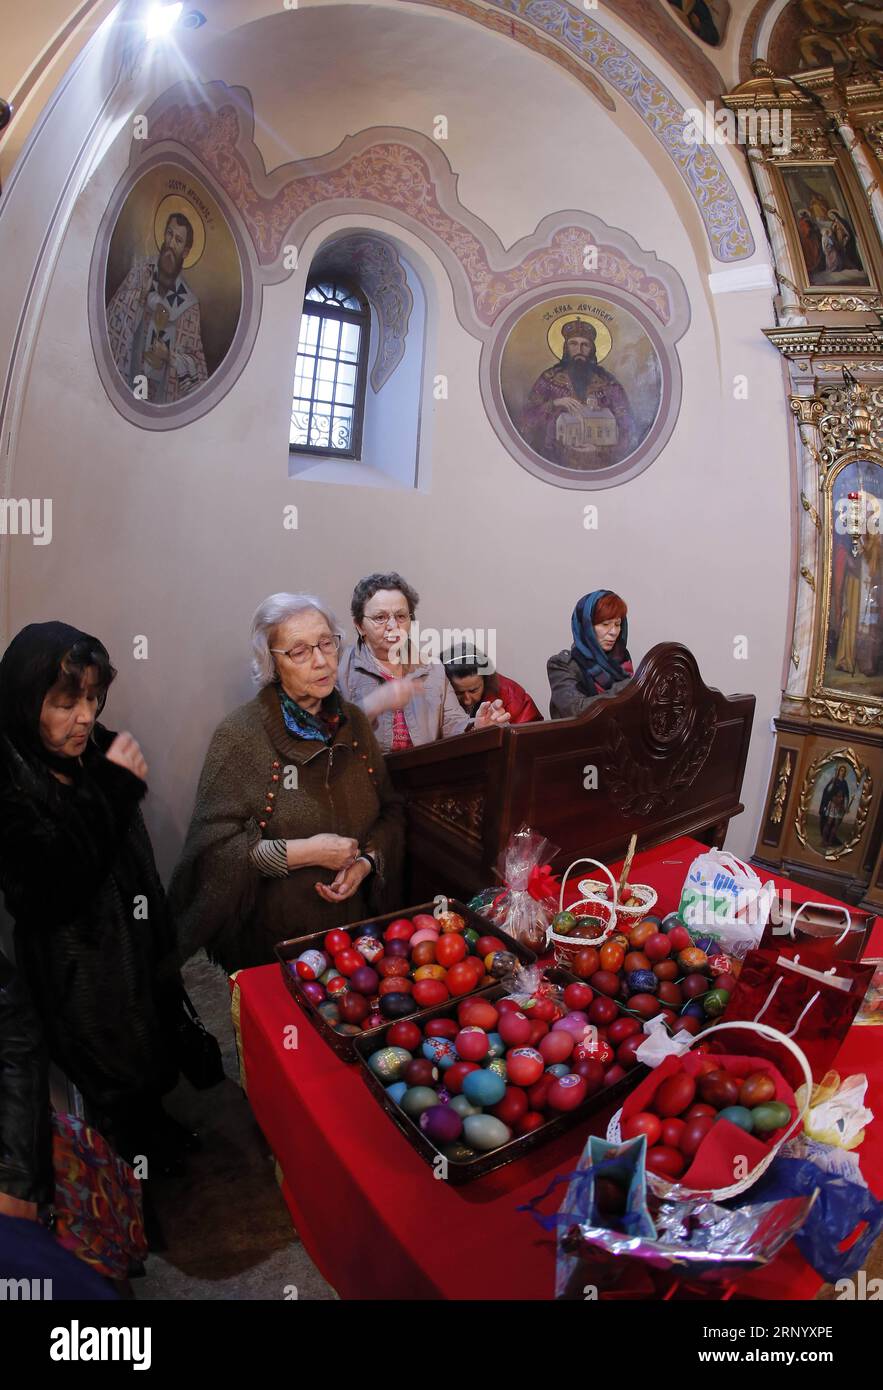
[386, 642, 755, 902]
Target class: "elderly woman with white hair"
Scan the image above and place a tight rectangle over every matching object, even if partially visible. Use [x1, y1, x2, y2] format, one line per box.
[169, 594, 404, 970]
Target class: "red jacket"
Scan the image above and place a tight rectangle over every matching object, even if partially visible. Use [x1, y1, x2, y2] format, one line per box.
[494, 674, 543, 724]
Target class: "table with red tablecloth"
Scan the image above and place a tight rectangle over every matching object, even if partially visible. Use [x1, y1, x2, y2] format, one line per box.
[230, 837, 883, 1300]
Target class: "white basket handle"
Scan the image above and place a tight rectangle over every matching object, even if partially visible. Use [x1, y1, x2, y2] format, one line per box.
[558, 857, 618, 914]
[690, 1019, 814, 1138]
[788, 899, 852, 946]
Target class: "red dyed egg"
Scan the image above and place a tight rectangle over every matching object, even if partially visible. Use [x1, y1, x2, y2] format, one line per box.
[653, 1073, 697, 1118]
[455, 1026, 489, 1062]
[412, 979, 450, 1008]
[384, 918, 415, 941]
[411, 914, 438, 933]
[652, 960, 679, 981]
[424, 1021, 459, 1044]
[387, 1020, 422, 1050]
[457, 998, 499, 1030]
[627, 993, 660, 1020]
[491, 1086, 529, 1126]
[526, 1020, 550, 1047]
[571, 1056, 605, 1092]
[324, 930, 351, 955]
[616, 1035, 644, 1069]
[646, 1146, 686, 1179]
[337, 992, 369, 1024]
[539, 1030, 575, 1065]
[516, 1112, 545, 1135]
[607, 1015, 641, 1045]
[378, 975, 413, 997]
[563, 983, 594, 1010]
[334, 949, 365, 977]
[588, 996, 618, 1026]
[681, 1115, 716, 1157]
[661, 1118, 686, 1149]
[498, 1010, 532, 1047]
[621, 1111, 662, 1145]
[592, 970, 621, 998]
[572, 948, 600, 979]
[527, 1073, 556, 1110]
[603, 1064, 626, 1085]
[644, 933, 672, 962]
[403, 1058, 438, 1086]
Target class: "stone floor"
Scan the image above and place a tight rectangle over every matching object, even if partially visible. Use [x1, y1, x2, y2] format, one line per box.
[133, 953, 336, 1302]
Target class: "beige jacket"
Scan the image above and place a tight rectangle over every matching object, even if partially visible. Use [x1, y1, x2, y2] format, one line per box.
[338, 641, 469, 753]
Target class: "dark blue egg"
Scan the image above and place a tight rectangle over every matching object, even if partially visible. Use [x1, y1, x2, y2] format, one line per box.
[352, 923, 381, 939]
[626, 969, 658, 995]
[661, 912, 682, 934]
[682, 1001, 706, 1020]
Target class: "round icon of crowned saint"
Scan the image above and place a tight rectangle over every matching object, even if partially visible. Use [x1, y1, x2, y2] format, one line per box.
[98, 163, 243, 416]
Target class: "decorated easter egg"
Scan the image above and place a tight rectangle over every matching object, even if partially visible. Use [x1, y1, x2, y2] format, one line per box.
[463, 1114, 512, 1151]
[295, 949, 328, 981]
[368, 1046, 412, 1082]
[487, 1058, 508, 1081]
[443, 1141, 478, 1163]
[327, 975, 348, 996]
[355, 937, 384, 964]
[625, 970, 658, 996]
[547, 1073, 588, 1111]
[462, 1069, 506, 1107]
[436, 911, 466, 934]
[487, 950, 518, 979]
[401, 1086, 440, 1119]
[422, 1036, 459, 1069]
[703, 988, 729, 1017]
[420, 1105, 463, 1145]
[506, 1047, 545, 1087]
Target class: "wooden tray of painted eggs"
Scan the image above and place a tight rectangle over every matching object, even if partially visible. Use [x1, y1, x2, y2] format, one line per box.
[274, 900, 537, 1061]
[352, 976, 649, 1183]
[549, 908, 742, 1040]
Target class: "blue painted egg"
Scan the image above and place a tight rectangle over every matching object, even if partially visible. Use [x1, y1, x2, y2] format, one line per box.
[626, 969, 658, 995]
[546, 1062, 570, 1077]
[449, 1094, 481, 1118]
[462, 1069, 506, 1107]
[485, 1032, 506, 1059]
[386, 1081, 408, 1104]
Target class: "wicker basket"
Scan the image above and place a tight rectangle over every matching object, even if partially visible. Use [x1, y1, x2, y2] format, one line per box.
[577, 875, 658, 934]
[547, 858, 619, 967]
[606, 1019, 813, 1201]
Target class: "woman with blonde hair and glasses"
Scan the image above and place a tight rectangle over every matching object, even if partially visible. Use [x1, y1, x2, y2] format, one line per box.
[169, 594, 404, 970]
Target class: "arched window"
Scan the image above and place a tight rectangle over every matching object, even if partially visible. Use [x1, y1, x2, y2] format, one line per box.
[290, 279, 370, 457]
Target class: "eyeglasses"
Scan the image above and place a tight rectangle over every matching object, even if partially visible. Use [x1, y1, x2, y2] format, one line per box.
[270, 634, 341, 666]
[363, 612, 411, 628]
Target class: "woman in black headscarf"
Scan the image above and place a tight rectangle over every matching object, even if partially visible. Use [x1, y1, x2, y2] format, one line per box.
[0, 622, 191, 1171]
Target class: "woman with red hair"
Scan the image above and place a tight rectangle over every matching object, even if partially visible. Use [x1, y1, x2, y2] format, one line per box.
[547, 590, 633, 718]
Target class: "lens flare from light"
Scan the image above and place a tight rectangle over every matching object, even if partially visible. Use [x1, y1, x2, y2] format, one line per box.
[144, 3, 183, 41]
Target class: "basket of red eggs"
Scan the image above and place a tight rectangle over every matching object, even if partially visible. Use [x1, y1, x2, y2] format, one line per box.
[275, 899, 537, 1060]
[606, 1020, 813, 1200]
[355, 974, 650, 1182]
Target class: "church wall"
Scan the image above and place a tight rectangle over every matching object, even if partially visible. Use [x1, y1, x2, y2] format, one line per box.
[1, 3, 788, 876]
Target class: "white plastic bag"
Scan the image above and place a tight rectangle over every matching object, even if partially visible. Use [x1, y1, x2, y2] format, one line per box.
[677, 849, 775, 959]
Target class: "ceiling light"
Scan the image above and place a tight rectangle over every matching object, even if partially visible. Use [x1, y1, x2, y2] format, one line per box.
[144, 3, 183, 41]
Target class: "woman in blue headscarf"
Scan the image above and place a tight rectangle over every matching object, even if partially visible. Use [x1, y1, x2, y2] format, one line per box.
[547, 590, 634, 719]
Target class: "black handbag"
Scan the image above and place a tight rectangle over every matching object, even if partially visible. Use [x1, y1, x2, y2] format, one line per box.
[175, 989, 225, 1090]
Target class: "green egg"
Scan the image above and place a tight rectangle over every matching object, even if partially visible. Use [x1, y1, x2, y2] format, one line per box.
[449, 1094, 482, 1118]
[552, 911, 577, 936]
[401, 1086, 440, 1118]
[464, 928, 480, 948]
[463, 1114, 512, 1152]
[751, 1101, 792, 1134]
[703, 988, 730, 1017]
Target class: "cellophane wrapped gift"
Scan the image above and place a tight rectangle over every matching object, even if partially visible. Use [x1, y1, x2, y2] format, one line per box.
[477, 824, 560, 953]
[523, 1132, 815, 1299]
